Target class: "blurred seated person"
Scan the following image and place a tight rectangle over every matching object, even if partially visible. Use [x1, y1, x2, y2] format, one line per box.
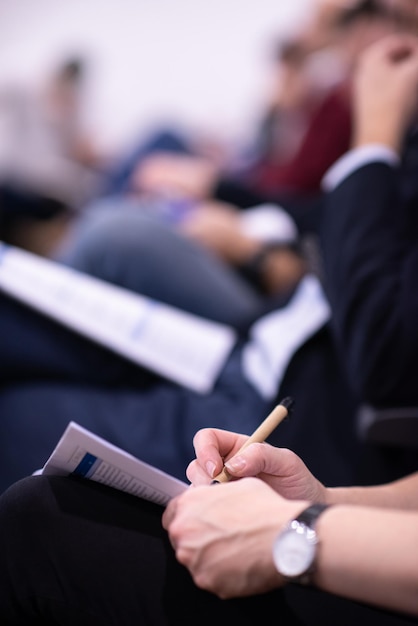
[55, 192, 307, 302]
[0, 56, 102, 248]
[67, 0, 403, 292]
[101, 0, 402, 238]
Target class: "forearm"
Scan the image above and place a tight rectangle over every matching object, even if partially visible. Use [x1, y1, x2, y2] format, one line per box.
[326, 472, 418, 510]
[351, 34, 418, 155]
[314, 504, 418, 616]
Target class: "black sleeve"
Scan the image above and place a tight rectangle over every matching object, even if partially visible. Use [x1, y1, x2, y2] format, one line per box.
[320, 161, 418, 406]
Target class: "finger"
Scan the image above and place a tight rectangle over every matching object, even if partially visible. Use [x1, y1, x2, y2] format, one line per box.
[161, 498, 177, 530]
[192, 428, 249, 479]
[224, 443, 304, 480]
[186, 458, 213, 485]
[375, 33, 418, 61]
[223, 442, 279, 477]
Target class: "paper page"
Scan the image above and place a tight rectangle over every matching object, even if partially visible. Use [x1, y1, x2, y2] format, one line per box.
[0, 242, 237, 393]
[242, 274, 331, 399]
[41, 422, 188, 507]
[239, 203, 298, 243]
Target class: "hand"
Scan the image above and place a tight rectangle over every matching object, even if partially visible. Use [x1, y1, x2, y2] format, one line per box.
[179, 201, 261, 264]
[186, 427, 327, 503]
[162, 478, 308, 598]
[131, 152, 218, 200]
[352, 33, 418, 152]
[179, 202, 306, 295]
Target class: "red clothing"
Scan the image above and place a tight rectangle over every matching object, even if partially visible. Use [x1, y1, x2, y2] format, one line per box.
[247, 83, 352, 196]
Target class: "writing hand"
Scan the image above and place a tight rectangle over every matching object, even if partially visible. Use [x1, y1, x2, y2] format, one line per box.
[186, 427, 326, 503]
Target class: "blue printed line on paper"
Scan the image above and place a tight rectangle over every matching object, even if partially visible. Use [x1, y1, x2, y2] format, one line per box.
[0, 242, 10, 265]
[72, 453, 99, 478]
[130, 301, 158, 341]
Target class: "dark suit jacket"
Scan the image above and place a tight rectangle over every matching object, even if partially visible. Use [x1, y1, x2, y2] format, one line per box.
[321, 159, 418, 407]
[319, 153, 418, 483]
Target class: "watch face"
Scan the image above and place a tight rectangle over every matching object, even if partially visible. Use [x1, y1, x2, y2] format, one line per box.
[273, 523, 317, 578]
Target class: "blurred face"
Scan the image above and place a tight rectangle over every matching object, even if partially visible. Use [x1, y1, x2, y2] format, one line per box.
[380, 0, 418, 31]
[338, 1, 418, 71]
[339, 15, 401, 68]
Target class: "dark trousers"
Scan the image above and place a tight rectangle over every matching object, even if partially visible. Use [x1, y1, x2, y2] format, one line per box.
[0, 475, 301, 626]
[0, 475, 417, 626]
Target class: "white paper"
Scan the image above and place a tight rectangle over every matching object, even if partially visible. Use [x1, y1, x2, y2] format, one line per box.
[242, 274, 331, 399]
[239, 203, 298, 243]
[0, 242, 237, 393]
[40, 421, 188, 507]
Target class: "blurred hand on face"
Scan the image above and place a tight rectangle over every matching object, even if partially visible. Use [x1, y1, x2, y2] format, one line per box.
[353, 33, 418, 151]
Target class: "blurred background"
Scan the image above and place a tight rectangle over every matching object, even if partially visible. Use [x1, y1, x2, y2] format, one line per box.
[0, 0, 314, 156]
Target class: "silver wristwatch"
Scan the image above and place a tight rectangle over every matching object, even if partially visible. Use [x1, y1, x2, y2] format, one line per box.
[272, 503, 330, 585]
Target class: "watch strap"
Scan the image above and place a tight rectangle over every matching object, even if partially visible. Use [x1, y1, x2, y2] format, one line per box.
[296, 502, 330, 527]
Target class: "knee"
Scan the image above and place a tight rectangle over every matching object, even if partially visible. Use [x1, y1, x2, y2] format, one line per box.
[0, 475, 58, 538]
[64, 204, 169, 263]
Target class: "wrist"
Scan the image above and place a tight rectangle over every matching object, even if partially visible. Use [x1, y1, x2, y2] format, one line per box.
[238, 242, 304, 294]
[230, 238, 264, 266]
[352, 121, 405, 154]
[272, 502, 332, 585]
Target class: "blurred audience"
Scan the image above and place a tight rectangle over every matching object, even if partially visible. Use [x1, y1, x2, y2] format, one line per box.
[0, 0, 404, 261]
[102, 0, 403, 224]
[1, 26, 418, 626]
[52, 0, 408, 306]
[0, 56, 103, 250]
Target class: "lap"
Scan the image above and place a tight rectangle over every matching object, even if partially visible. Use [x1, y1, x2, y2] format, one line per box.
[0, 475, 300, 626]
[0, 345, 269, 492]
[56, 202, 265, 328]
[1, 475, 416, 626]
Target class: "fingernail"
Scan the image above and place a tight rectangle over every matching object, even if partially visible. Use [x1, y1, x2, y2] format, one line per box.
[225, 455, 246, 473]
[206, 461, 216, 478]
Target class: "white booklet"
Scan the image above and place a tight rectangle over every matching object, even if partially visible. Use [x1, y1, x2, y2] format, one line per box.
[38, 421, 189, 507]
[0, 242, 237, 393]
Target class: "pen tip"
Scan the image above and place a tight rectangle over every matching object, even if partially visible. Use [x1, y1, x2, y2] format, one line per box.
[280, 396, 294, 412]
